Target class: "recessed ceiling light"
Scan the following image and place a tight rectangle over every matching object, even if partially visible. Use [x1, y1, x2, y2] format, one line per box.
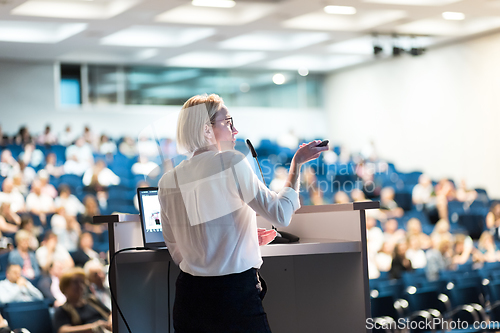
[442, 12, 465, 20]
[324, 5, 357, 15]
[298, 68, 309, 76]
[273, 73, 285, 85]
[192, 0, 235, 8]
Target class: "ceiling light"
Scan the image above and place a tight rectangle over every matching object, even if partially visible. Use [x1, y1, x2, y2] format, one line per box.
[273, 73, 285, 85]
[192, 0, 236, 8]
[324, 5, 356, 15]
[298, 68, 309, 76]
[442, 12, 465, 20]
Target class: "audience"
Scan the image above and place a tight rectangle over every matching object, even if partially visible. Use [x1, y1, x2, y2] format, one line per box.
[37, 125, 58, 146]
[43, 152, 65, 178]
[0, 264, 43, 303]
[0, 177, 25, 213]
[53, 267, 112, 333]
[26, 178, 55, 225]
[406, 218, 432, 250]
[487, 201, 500, 239]
[0, 202, 20, 234]
[389, 241, 413, 279]
[84, 260, 111, 310]
[19, 215, 40, 251]
[55, 184, 85, 217]
[51, 206, 81, 252]
[0, 149, 19, 178]
[8, 230, 41, 280]
[382, 219, 406, 253]
[72, 232, 100, 268]
[0, 125, 499, 323]
[426, 238, 453, 281]
[38, 170, 58, 199]
[37, 260, 67, 307]
[64, 137, 94, 176]
[430, 219, 453, 249]
[406, 235, 427, 269]
[79, 195, 105, 234]
[36, 231, 74, 273]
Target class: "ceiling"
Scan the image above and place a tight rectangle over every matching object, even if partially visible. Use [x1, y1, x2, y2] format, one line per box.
[0, 0, 499, 72]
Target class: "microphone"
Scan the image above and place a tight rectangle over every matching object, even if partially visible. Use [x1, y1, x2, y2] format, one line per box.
[246, 139, 266, 186]
[246, 139, 299, 244]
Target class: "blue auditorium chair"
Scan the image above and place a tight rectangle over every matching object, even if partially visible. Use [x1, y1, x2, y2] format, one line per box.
[48, 144, 67, 164]
[458, 214, 485, 240]
[2, 300, 53, 333]
[59, 174, 84, 194]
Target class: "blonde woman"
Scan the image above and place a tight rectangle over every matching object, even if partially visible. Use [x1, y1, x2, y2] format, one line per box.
[159, 94, 327, 332]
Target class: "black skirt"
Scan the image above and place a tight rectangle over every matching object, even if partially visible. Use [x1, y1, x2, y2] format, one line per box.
[173, 268, 272, 333]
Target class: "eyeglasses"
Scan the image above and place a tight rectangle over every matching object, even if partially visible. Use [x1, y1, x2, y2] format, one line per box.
[211, 117, 234, 131]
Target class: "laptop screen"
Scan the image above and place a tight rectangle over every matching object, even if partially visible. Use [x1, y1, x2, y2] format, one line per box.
[137, 187, 165, 248]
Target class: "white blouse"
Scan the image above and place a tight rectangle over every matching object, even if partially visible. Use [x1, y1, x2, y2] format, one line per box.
[158, 150, 300, 277]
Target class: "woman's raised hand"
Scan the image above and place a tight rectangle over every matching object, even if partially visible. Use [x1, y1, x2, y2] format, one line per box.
[293, 140, 329, 165]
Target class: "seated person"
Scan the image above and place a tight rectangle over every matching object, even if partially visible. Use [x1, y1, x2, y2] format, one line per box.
[378, 187, 404, 220]
[51, 206, 81, 252]
[382, 219, 406, 253]
[98, 135, 117, 156]
[36, 231, 74, 273]
[430, 219, 453, 249]
[53, 267, 112, 333]
[389, 241, 412, 279]
[0, 264, 43, 303]
[38, 170, 58, 199]
[64, 137, 94, 176]
[0, 202, 20, 234]
[55, 184, 85, 218]
[0, 149, 20, 178]
[487, 202, 500, 240]
[0, 230, 14, 253]
[375, 242, 393, 273]
[474, 231, 500, 263]
[37, 260, 67, 307]
[426, 238, 453, 282]
[452, 233, 474, 266]
[26, 179, 55, 226]
[78, 195, 106, 235]
[82, 160, 120, 194]
[406, 235, 427, 269]
[72, 232, 100, 268]
[84, 260, 111, 311]
[43, 152, 65, 178]
[131, 155, 159, 177]
[334, 191, 350, 204]
[19, 143, 44, 169]
[19, 215, 40, 251]
[0, 177, 25, 213]
[406, 218, 432, 250]
[8, 230, 41, 280]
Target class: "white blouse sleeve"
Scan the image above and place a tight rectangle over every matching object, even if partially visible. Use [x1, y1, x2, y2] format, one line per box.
[231, 152, 300, 227]
[158, 179, 183, 265]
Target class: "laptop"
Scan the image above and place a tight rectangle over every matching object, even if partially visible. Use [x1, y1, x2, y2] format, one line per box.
[137, 186, 166, 249]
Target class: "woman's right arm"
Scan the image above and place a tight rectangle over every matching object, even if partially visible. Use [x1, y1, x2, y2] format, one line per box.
[233, 141, 327, 227]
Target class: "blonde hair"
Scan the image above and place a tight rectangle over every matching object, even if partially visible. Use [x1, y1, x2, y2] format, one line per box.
[15, 229, 30, 243]
[177, 94, 224, 153]
[59, 267, 86, 294]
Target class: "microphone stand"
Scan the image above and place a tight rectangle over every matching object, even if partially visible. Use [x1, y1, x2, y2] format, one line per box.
[246, 139, 299, 244]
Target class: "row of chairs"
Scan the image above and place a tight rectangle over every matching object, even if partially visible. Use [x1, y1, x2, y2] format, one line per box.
[371, 264, 500, 332]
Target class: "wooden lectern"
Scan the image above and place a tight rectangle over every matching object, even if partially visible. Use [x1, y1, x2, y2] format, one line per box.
[96, 201, 378, 333]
